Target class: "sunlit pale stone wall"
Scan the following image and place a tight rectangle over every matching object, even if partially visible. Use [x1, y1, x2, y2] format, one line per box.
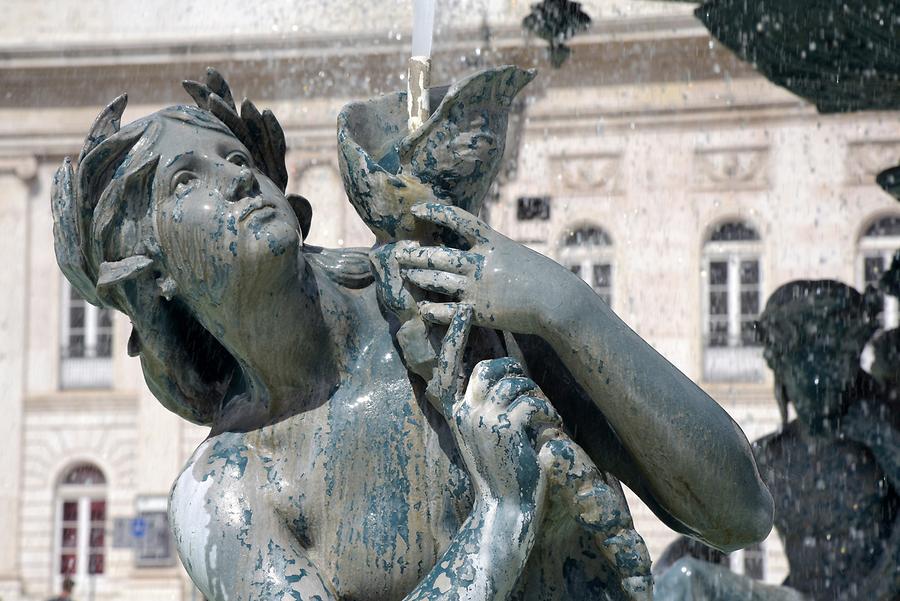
[0, 0, 692, 45]
[1, 2, 898, 599]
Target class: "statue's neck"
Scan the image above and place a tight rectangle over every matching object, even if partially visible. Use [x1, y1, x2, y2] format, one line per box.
[211, 255, 368, 429]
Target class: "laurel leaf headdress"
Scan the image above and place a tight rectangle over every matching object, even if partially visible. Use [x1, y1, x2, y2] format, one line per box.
[52, 67, 293, 308]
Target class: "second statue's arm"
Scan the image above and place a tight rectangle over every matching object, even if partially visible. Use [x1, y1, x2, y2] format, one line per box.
[842, 411, 900, 601]
[400, 307, 559, 600]
[382, 202, 773, 552]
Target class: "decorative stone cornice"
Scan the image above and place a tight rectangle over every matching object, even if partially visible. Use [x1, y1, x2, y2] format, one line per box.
[25, 390, 139, 414]
[0, 155, 37, 180]
[693, 146, 769, 191]
[846, 140, 900, 186]
[550, 152, 622, 195]
[0, 16, 744, 112]
[0, 15, 703, 69]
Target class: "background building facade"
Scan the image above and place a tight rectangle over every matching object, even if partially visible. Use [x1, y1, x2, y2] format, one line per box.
[1, 1, 898, 599]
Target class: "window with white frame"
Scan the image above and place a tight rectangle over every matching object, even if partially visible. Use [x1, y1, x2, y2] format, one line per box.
[558, 225, 613, 305]
[55, 463, 107, 591]
[60, 280, 113, 389]
[702, 221, 765, 382]
[858, 215, 900, 329]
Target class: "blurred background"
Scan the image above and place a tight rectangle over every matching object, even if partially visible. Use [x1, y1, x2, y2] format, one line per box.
[1, 0, 897, 599]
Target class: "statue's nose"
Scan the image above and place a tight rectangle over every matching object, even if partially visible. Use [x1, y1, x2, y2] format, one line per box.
[226, 168, 260, 201]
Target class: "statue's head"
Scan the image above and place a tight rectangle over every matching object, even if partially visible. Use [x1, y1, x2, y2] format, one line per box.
[757, 280, 879, 433]
[51, 69, 340, 424]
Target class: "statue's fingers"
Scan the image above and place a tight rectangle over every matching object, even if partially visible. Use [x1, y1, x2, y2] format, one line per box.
[620, 575, 653, 601]
[395, 245, 482, 276]
[402, 268, 468, 297]
[462, 357, 526, 413]
[574, 477, 636, 535]
[539, 437, 652, 599]
[419, 301, 458, 325]
[420, 302, 500, 330]
[426, 304, 474, 416]
[488, 377, 542, 409]
[598, 532, 653, 601]
[507, 394, 563, 443]
[410, 202, 489, 245]
[538, 437, 616, 523]
[369, 244, 417, 319]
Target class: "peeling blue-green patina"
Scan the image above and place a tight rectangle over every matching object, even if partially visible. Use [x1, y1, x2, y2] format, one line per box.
[51, 66, 775, 600]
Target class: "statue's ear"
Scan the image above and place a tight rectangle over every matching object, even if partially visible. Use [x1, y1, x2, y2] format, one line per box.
[287, 193, 312, 241]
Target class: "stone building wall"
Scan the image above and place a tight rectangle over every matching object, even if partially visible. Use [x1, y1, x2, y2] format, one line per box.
[1, 2, 898, 599]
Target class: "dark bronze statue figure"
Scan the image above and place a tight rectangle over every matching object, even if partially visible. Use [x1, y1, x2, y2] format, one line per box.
[658, 280, 900, 601]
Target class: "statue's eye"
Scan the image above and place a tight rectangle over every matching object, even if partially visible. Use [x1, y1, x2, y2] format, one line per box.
[171, 170, 198, 193]
[227, 151, 251, 167]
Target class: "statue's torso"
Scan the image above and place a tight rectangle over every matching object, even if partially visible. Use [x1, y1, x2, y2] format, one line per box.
[172, 324, 628, 601]
[243, 334, 473, 599]
[260, 349, 472, 599]
[754, 421, 897, 598]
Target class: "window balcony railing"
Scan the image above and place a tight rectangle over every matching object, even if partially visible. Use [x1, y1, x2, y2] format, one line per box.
[703, 342, 765, 383]
[60, 348, 113, 389]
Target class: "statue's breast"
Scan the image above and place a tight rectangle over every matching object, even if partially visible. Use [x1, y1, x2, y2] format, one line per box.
[252, 358, 473, 599]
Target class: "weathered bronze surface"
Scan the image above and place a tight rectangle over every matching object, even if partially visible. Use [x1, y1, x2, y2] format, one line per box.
[52, 66, 773, 600]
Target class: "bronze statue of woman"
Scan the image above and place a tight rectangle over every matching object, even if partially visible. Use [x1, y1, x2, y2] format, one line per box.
[51, 66, 772, 600]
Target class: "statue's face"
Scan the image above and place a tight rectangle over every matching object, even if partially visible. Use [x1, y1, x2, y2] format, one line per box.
[765, 321, 859, 434]
[153, 119, 301, 311]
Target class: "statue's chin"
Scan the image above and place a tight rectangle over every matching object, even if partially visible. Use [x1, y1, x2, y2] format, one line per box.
[236, 215, 302, 264]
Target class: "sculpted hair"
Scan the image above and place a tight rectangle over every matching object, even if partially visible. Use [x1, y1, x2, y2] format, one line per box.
[52, 69, 372, 424]
[55, 73, 371, 308]
[758, 280, 879, 346]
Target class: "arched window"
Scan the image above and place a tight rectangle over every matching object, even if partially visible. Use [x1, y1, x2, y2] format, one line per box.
[558, 225, 613, 305]
[55, 463, 107, 588]
[702, 220, 764, 381]
[858, 215, 900, 329]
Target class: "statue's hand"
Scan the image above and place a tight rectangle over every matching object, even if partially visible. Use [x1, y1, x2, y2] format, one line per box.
[390, 202, 579, 337]
[540, 436, 653, 601]
[453, 357, 561, 504]
[452, 358, 652, 600]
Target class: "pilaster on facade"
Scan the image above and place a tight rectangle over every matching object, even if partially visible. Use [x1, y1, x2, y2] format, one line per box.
[0, 154, 35, 599]
[0, 155, 38, 181]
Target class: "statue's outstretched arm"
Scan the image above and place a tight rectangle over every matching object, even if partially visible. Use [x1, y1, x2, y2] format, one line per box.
[378, 202, 773, 552]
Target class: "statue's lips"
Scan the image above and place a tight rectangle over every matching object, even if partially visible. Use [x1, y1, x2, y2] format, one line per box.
[238, 198, 276, 222]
